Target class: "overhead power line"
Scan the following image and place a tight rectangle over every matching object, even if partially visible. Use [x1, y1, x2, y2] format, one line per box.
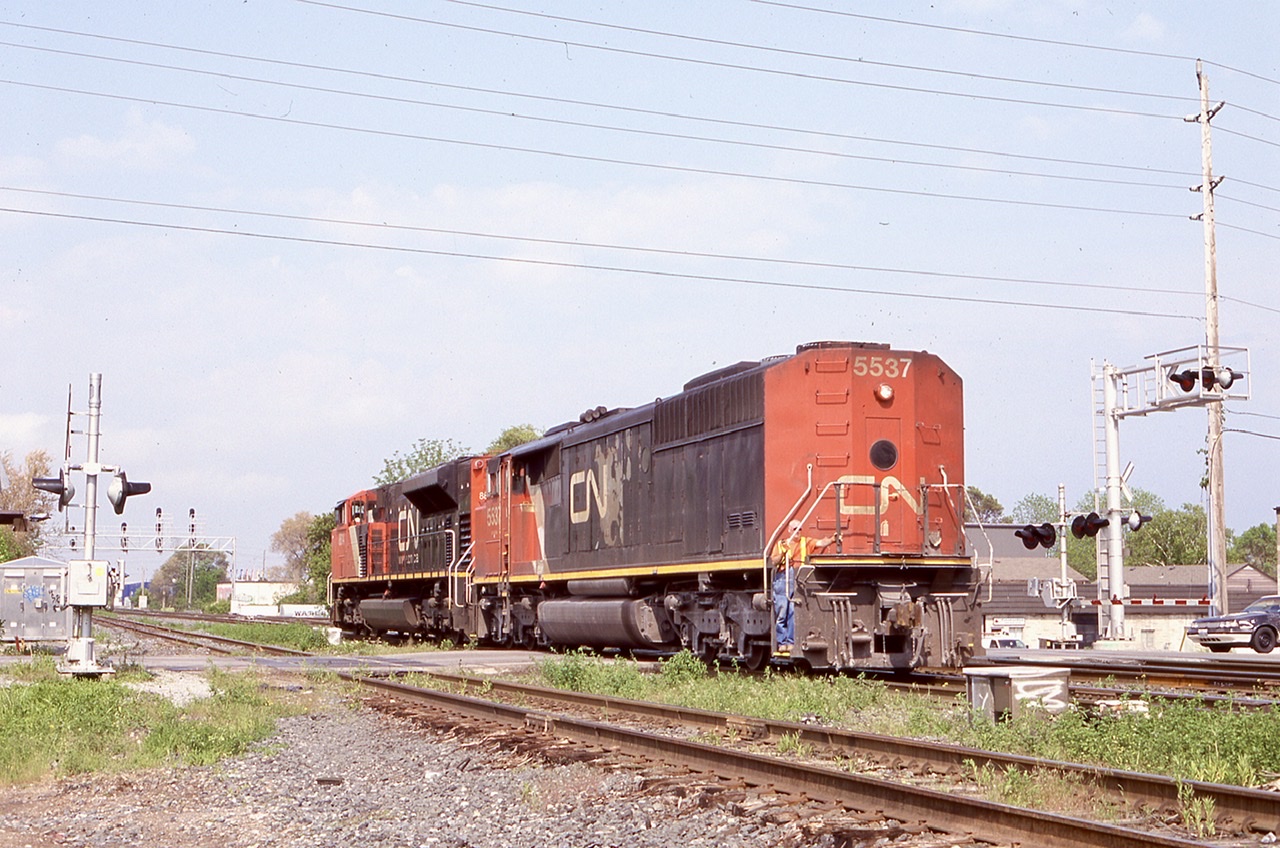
[0, 183, 1221, 301]
[0, 203, 1206, 321]
[437, 0, 1205, 107]
[295, 0, 1187, 121]
[751, 0, 1280, 88]
[9, 20, 1276, 195]
[0, 78, 1201, 224]
[0, 40, 1195, 193]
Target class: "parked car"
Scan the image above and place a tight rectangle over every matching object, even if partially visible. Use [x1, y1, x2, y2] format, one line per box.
[1186, 595, 1280, 653]
[983, 637, 1028, 649]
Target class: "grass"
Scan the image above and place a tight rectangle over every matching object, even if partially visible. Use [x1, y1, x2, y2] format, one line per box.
[531, 650, 1280, 789]
[154, 618, 461, 656]
[535, 649, 891, 724]
[0, 657, 305, 785]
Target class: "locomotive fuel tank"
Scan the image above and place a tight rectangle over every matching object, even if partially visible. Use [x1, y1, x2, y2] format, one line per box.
[536, 597, 677, 650]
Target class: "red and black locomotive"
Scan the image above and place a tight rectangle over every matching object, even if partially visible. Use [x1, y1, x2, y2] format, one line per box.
[330, 341, 983, 670]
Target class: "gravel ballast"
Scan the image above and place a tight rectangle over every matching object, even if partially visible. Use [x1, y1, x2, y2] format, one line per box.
[0, 679, 847, 848]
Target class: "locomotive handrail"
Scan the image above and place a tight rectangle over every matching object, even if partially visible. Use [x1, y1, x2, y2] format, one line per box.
[449, 542, 475, 609]
[763, 463, 815, 565]
[775, 474, 969, 564]
[762, 464, 815, 612]
[944, 467, 993, 604]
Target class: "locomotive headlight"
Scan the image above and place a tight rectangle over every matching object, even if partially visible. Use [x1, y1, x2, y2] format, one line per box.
[874, 383, 894, 402]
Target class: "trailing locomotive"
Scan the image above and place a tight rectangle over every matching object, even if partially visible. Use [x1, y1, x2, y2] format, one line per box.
[330, 341, 983, 670]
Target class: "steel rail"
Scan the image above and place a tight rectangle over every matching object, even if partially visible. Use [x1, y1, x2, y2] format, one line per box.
[97, 613, 1276, 833]
[346, 672, 1212, 848]
[100, 615, 310, 657]
[979, 654, 1280, 690]
[407, 669, 1279, 835]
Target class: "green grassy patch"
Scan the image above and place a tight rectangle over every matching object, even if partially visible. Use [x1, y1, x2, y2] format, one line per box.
[0, 660, 304, 785]
[535, 649, 890, 723]
[532, 651, 1280, 787]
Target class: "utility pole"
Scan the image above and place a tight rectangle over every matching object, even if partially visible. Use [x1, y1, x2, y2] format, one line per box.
[1187, 60, 1229, 617]
[1274, 507, 1279, 596]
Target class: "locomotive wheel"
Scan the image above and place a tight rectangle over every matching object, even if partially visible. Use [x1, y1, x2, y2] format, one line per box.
[743, 643, 769, 672]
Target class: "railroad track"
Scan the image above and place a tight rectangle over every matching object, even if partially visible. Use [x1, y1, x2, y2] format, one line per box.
[94, 615, 1280, 842]
[395, 668, 1280, 838]
[99, 615, 311, 657]
[979, 653, 1280, 700]
[348, 671, 1229, 848]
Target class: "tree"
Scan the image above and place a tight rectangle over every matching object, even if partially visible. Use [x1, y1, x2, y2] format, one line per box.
[0, 530, 23, 564]
[271, 511, 313, 581]
[965, 486, 1004, 524]
[374, 438, 469, 486]
[486, 424, 542, 454]
[1008, 493, 1058, 526]
[0, 449, 56, 558]
[278, 512, 335, 606]
[149, 547, 229, 609]
[1061, 488, 1171, 579]
[1229, 522, 1276, 577]
[1125, 502, 1207, 568]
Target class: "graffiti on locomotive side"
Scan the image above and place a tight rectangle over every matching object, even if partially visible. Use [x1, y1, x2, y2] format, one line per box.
[835, 475, 921, 515]
[567, 435, 632, 547]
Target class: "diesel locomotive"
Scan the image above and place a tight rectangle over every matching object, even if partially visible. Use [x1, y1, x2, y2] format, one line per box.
[330, 341, 984, 670]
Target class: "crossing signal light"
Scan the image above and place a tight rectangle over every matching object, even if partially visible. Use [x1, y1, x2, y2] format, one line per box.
[1211, 367, 1240, 390]
[1170, 366, 1242, 393]
[32, 469, 75, 511]
[1015, 522, 1057, 549]
[106, 471, 151, 515]
[1126, 511, 1152, 531]
[1071, 512, 1109, 539]
[1169, 369, 1198, 392]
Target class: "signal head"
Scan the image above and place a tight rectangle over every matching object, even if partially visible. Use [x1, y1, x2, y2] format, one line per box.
[1169, 369, 1198, 393]
[106, 471, 151, 515]
[32, 469, 75, 510]
[1014, 522, 1057, 549]
[1126, 511, 1152, 531]
[1213, 367, 1240, 391]
[1070, 511, 1109, 538]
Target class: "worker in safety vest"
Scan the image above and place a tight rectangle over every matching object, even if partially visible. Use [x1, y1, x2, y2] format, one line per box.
[769, 519, 835, 651]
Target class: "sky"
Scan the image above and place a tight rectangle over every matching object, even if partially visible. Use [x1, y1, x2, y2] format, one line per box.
[1, 0, 1277, 584]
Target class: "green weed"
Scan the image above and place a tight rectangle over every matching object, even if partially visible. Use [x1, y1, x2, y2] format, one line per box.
[0, 664, 300, 783]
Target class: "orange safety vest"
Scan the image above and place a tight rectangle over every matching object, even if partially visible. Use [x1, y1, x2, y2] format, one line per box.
[773, 535, 820, 568]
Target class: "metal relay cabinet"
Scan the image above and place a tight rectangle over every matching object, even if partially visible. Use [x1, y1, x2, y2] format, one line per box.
[1, 556, 70, 643]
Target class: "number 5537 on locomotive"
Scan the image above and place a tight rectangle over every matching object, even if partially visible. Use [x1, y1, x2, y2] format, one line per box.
[330, 341, 984, 671]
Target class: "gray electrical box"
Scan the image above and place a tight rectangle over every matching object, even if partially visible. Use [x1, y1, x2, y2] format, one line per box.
[964, 666, 1071, 721]
[67, 559, 110, 607]
[2, 556, 70, 643]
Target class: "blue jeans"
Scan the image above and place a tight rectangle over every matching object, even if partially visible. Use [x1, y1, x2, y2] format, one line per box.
[772, 569, 794, 646]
